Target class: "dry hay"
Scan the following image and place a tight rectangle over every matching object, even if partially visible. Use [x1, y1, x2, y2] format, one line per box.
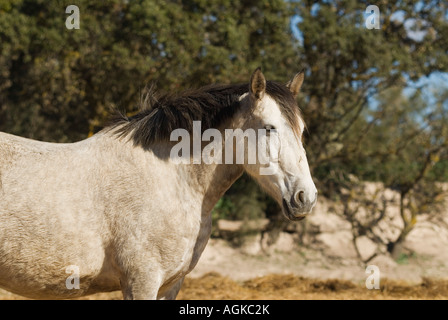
[176, 272, 448, 300]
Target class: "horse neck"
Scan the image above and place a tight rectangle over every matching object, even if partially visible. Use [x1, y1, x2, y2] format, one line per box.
[180, 110, 250, 215]
[184, 162, 244, 215]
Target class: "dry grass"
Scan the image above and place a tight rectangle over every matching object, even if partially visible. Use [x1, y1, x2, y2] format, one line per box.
[176, 272, 448, 300]
[1, 273, 448, 300]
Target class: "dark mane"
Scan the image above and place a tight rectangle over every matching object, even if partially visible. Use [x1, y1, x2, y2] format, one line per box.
[108, 81, 301, 148]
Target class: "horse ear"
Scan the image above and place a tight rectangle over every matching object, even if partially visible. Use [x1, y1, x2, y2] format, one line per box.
[286, 71, 304, 98]
[250, 67, 266, 101]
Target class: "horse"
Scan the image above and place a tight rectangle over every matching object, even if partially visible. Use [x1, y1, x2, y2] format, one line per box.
[0, 68, 317, 299]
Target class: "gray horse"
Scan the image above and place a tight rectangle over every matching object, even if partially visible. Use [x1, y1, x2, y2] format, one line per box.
[0, 68, 317, 299]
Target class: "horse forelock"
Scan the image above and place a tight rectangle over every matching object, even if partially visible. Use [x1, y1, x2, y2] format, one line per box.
[264, 81, 305, 142]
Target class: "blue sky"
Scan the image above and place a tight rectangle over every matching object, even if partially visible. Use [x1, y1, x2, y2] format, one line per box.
[289, 6, 448, 113]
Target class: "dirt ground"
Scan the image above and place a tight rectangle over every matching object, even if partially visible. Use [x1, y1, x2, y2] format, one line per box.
[178, 273, 448, 300]
[80, 272, 448, 300]
[1, 272, 447, 300]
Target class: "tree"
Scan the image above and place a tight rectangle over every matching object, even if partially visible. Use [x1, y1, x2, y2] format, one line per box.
[286, 0, 448, 257]
[292, 0, 448, 185]
[0, 0, 298, 142]
[339, 85, 448, 261]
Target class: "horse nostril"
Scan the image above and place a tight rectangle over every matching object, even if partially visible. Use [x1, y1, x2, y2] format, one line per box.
[295, 191, 305, 205]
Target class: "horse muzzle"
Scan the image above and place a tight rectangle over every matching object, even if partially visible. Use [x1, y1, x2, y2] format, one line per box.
[282, 190, 317, 221]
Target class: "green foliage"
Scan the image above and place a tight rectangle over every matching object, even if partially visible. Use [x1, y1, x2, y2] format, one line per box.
[211, 197, 235, 221]
[396, 252, 417, 265]
[292, 0, 448, 196]
[0, 0, 297, 142]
